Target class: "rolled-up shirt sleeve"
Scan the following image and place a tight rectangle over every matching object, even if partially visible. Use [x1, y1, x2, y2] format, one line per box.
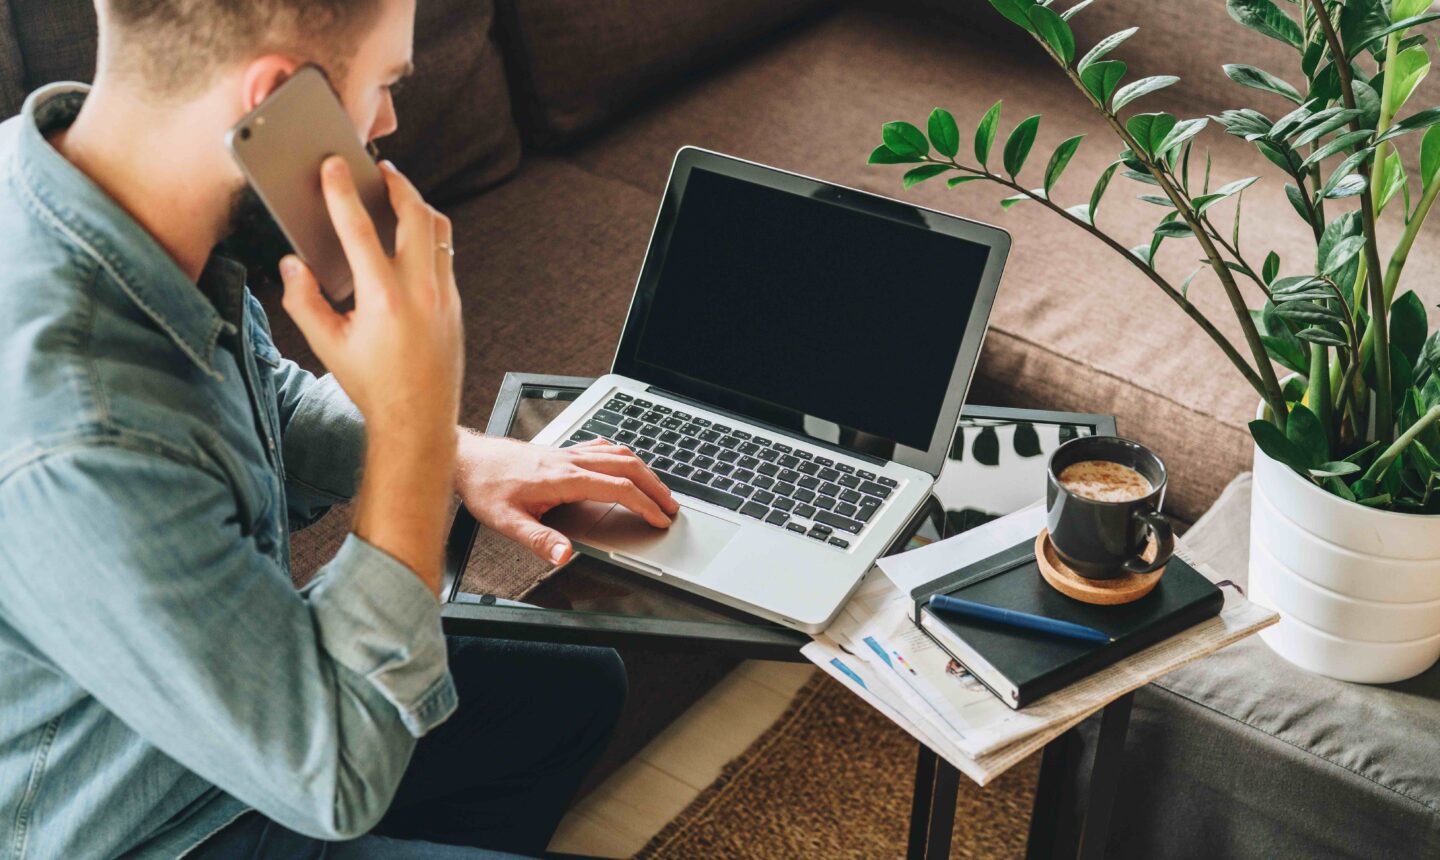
[273, 360, 367, 527]
[0, 443, 455, 840]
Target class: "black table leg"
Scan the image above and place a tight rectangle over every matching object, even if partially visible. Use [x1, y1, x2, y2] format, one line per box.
[1026, 729, 1076, 860]
[907, 745, 938, 859]
[1076, 692, 1133, 860]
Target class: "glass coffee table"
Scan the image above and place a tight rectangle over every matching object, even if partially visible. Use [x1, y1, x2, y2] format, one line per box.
[441, 373, 1123, 860]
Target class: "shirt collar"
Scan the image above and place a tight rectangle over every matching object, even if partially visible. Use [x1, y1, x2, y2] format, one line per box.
[12, 83, 243, 379]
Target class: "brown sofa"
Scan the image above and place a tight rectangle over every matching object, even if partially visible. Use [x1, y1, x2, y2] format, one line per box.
[9, 0, 1440, 817]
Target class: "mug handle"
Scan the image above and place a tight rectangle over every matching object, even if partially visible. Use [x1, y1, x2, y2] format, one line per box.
[1123, 508, 1174, 574]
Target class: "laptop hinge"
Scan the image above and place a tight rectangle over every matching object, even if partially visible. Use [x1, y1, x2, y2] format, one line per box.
[644, 386, 889, 467]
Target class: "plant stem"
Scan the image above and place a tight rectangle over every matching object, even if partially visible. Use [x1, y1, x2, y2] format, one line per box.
[1370, 33, 1401, 213]
[1038, 43, 1289, 429]
[1309, 342, 1333, 436]
[1308, 0, 1393, 443]
[1384, 176, 1440, 301]
[1364, 404, 1440, 483]
[930, 158, 1271, 399]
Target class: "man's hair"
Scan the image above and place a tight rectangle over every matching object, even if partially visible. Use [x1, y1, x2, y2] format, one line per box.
[100, 0, 382, 97]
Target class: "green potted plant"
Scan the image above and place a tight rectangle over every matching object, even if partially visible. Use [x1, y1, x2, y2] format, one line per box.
[868, 0, 1440, 682]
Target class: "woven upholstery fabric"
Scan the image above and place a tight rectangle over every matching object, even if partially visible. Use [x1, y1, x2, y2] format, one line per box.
[0, 0, 520, 200]
[494, 0, 833, 148]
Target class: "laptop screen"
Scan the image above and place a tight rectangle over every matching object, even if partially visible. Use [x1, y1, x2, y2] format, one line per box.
[619, 161, 998, 462]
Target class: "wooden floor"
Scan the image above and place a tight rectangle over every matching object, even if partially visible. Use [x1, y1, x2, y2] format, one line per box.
[548, 660, 818, 858]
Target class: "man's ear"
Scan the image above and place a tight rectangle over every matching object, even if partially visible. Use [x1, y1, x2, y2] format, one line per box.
[239, 55, 304, 112]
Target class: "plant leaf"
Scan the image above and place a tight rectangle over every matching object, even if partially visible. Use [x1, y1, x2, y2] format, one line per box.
[1290, 108, 1365, 148]
[1061, 0, 1094, 20]
[1299, 131, 1376, 169]
[1262, 334, 1308, 372]
[1295, 327, 1348, 347]
[1386, 45, 1431, 116]
[986, 0, 1039, 32]
[1263, 251, 1280, 285]
[1375, 106, 1440, 145]
[882, 121, 929, 157]
[1001, 189, 1045, 208]
[1044, 134, 1085, 194]
[1087, 160, 1121, 223]
[1394, 0, 1433, 22]
[1286, 403, 1329, 467]
[926, 108, 960, 159]
[1392, 290, 1429, 367]
[947, 175, 984, 187]
[1324, 235, 1365, 275]
[1423, 124, 1440, 188]
[1112, 75, 1180, 111]
[1223, 64, 1303, 104]
[902, 164, 951, 188]
[1324, 174, 1368, 198]
[1003, 115, 1042, 177]
[1126, 112, 1178, 156]
[1284, 183, 1310, 222]
[1078, 27, 1138, 73]
[975, 101, 1003, 166]
[868, 144, 924, 165]
[1310, 461, 1362, 478]
[1320, 148, 1375, 197]
[1250, 419, 1312, 475]
[1156, 118, 1208, 158]
[1192, 175, 1259, 213]
[1081, 60, 1128, 107]
[1345, 13, 1440, 58]
[1270, 100, 1319, 141]
[1377, 155, 1407, 212]
[1153, 219, 1194, 237]
[1226, 0, 1303, 48]
[1028, 5, 1076, 64]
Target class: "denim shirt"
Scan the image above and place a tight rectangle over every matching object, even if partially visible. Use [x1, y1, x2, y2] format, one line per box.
[0, 84, 457, 859]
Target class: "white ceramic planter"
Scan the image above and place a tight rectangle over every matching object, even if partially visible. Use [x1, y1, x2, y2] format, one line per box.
[1249, 415, 1440, 682]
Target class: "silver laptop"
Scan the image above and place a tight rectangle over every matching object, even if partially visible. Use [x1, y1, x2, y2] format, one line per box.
[531, 147, 1010, 633]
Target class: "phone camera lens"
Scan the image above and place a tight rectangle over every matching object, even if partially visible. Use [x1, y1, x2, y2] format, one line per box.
[239, 127, 252, 141]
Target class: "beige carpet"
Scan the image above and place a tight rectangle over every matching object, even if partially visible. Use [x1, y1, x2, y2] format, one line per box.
[636, 673, 1039, 859]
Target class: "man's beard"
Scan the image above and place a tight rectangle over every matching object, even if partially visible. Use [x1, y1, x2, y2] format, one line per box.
[215, 184, 294, 286]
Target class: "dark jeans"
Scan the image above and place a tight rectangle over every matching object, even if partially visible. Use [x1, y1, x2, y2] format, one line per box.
[193, 636, 627, 859]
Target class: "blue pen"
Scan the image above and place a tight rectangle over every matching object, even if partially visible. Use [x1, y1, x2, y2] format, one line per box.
[928, 594, 1113, 645]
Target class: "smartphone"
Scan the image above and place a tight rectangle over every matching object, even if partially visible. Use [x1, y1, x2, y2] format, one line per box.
[226, 65, 396, 305]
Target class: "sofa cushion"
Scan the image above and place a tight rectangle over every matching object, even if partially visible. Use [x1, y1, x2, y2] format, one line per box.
[493, 0, 833, 149]
[559, 3, 1440, 522]
[0, 0, 520, 200]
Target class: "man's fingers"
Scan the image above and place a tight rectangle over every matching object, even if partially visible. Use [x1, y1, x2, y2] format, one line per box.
[571, 453, 679, 515]
[278, 255, 341, 350]
[503, 513, 572, 565]
[378, 161, 436, 285]
[320, 157, 390, 293]
[570, 472, 672, 528]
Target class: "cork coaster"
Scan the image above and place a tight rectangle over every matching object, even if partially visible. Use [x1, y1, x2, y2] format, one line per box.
[1035, 530, 1165, 605]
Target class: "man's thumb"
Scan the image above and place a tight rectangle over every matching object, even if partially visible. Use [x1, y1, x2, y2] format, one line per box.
[523, 520, 571, 566]
[279, 255, 339, 347]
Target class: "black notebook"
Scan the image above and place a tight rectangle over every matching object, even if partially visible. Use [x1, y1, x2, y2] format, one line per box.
[909, 540, 1223, 709]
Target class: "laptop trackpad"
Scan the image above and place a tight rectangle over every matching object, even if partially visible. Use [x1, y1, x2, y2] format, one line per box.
[588, 505, 740, 573]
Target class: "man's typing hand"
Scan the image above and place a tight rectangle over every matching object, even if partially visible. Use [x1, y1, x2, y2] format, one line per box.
[455, 435, 680, 565]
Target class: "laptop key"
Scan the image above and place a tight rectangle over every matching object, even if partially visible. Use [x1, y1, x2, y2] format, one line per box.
[778, 468, 801, 483]
[594, 408, 625, 425]
[757, 462, 780, 477]
[838, 474, 861, 489]
[661, 418, 683, 431]
[836, 502, 859, 518]
[753, 437, 772, 447]
[814, 496, 835, 511]
[719, 451, 740, 464]
[653, 471, 744, 511]
[828, 537, 850, 549]
[798, 461, 820, 476]
[839, 489, 862, 504]
[712, 476, 734, 491]
[714, 463, 734, 476]
[773, 496, 795, 512]
[733, 483, 756, 498]
[818, 467, 840, 482]
[753, 490, 776, 506]
[740, 501, 767, 519]
[624, 405, 645, 418]
[674, 411, 691, 421]
[858, 469, 877, 480]
[765, 510, 789, 527]
[604, 399, 627, 411]
[738, 455, 760, 470]
[679, 437, 701, 450]
[653, 443, 675, 457]
[806, 528, 828, 541]
[692, 470, 714, 484]
[634, 398, 653, 408]
[798, 476, 820, 490]
[718, 437, 741, 449]
[786, 522, 807, 535]
[654, 405, 673, 415]
[778, 455, 800, 469]
[569, 430, 598, 443]
[878, 476, 899, 488]
[637, 450, 656, 464]
[660, 430, 680, 443]
[752, 475, 775, 490]
[674, 450, 695, 463]
[652, 457, 675, 471]
[794, 450, 813, 460]
[712, 424, 733, 434]
[642, 411, 663, 423]
[582, 419, 618, 438]
[773, 443, 793, 453]
[814, 456, 834, 467]
[614, 392, 634, 402]
[814, 510, 863, 534]
[700, 443, 721, 456]
[774, 482, 797, 497]
[858, 481, 892, 499]
[560, 440, 578, 448]
[615, 430, 638, 444]
[699, 429, 722, 443]
[640, 424, 661, 438]
[738, 442, 760, 456]
[632, 437, 655, 451]
[680, 423, 703, 436]
[794, 503, 817, 519]
[757, 448, 780, 463]
[793, 488, 817, 504]
[692, 417, 712, 427]
[672, 464, 694, 478]
[835, 463, 855, 474]
[819, 482, 841, 497]
[694, 455, 715, 470]
[732, 430, 751, 440]
[734, 469, 755, 483]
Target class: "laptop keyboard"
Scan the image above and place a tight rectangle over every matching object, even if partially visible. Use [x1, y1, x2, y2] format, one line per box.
[559, 392, 901, 550]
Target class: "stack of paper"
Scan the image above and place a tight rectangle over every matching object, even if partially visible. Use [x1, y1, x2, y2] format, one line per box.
[801, 503, 1277, 786]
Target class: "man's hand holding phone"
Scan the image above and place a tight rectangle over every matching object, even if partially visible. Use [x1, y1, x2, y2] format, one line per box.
[280, 156, 462, 592]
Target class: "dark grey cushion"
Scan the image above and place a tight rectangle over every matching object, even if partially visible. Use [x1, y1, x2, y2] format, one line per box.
[1069, 476, 1440, 857]
[494, 0, 834, 148]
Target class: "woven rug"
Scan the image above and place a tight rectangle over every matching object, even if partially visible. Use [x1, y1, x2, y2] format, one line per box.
[637, 673, 1039, 859]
